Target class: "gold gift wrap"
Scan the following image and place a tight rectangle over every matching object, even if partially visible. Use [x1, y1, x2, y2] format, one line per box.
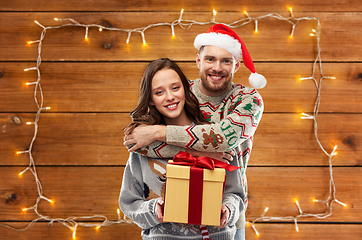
[163, 160, 226, 226]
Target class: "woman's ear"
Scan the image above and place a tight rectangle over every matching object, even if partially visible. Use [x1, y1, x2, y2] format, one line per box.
[149, 101, 155, 106]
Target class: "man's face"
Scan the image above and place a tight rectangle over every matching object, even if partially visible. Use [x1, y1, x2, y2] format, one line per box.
[196, 45, 240, 97]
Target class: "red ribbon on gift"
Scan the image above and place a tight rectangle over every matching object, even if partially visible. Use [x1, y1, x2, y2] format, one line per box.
[170, 151, 241, 172]
[168, 151, 241, 225]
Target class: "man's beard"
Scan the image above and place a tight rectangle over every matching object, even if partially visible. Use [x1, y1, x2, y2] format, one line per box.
[200, 72, 233, 94]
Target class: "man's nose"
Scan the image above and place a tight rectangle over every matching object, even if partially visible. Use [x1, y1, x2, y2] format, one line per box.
[212, 61, 222, 72]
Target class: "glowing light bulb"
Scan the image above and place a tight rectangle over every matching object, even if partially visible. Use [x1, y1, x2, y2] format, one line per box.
[213, 9, 217, 16]
[264, 207, 269, 212]
[312, 198, 318, 202]
[54, 18, 59, 21]
[289, 7, 293, 17]
[85, 27, 89, 40]
[99, 28, 103, 32]
[19, 172, 24, 176]
[72, 225, 77, 240]
[22, 208, 27, 212]
[95, 226, 101, 230]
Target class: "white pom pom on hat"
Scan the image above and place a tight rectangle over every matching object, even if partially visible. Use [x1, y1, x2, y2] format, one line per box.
[194, 24, 267, 89]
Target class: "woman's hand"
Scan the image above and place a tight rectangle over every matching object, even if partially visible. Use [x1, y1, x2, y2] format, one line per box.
[217, 205, 230, 228]
[155, 198, 165, 223]
[124, 125, 166, 152]
[186, 149, 235, 163]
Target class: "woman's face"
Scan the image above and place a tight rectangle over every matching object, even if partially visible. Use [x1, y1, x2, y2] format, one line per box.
[150, 68, 190, 125]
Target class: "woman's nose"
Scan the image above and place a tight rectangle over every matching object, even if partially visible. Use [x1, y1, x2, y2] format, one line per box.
[165, 91, 175, 101]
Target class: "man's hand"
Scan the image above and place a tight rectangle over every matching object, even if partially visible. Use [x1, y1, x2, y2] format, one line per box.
[155, 198, 165, 223]
[124, 125, 166, 152]
[186, 149, 235, 162]
[217, 205, 230, 228]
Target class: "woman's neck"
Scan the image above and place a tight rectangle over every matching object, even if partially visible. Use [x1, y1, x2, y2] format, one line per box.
[164, 113, 193, 126]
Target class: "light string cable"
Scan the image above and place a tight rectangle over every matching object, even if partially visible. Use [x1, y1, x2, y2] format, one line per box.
[2, 20, 134, 238]
[246, 8, 347, 236]
[3, 8, 345, 238]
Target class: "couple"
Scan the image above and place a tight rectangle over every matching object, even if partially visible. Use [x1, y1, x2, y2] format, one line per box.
[119, 24, 265, 240]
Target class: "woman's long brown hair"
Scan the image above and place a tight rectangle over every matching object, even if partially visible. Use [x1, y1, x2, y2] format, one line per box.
[125, 58, 208, 134]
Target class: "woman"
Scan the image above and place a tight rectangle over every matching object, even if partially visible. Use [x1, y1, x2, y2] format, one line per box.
[119, 58, 245, 239]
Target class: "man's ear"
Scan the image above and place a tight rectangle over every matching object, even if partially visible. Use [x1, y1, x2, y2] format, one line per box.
[233, 60, 241, 73]
[196, 54, 201, 69]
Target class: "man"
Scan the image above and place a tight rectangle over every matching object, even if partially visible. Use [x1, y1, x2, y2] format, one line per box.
[124, 24, 266, 240]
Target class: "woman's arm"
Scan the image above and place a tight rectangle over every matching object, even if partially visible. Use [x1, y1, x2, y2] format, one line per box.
[119, 153, 160, 229]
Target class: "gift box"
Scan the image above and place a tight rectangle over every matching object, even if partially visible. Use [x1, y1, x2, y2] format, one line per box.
[163, 153, 226, 226]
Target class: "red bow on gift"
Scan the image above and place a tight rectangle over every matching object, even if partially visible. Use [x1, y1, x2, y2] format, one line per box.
[170, 151, 241, 172]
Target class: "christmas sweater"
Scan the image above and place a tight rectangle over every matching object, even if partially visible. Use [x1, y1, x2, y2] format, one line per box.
[136, 79, 264, 229]
[119, 152, 245, 240]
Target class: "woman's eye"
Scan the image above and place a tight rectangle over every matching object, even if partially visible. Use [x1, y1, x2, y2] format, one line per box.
[155, 91, 163, 95]
[173, 86, 180, 91]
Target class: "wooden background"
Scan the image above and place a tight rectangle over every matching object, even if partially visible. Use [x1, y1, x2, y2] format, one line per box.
[1, 0, 361, 239]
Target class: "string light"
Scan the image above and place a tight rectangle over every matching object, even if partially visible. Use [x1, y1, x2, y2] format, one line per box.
[1, 8, 346, 239]
[85, 27, 89, 40]
[289, 7, 294, 17]
[24, 67, 37, 72]
[117, 208, 121, 220]
[72, 224, 77, 240]
[25, 82, 37, 86]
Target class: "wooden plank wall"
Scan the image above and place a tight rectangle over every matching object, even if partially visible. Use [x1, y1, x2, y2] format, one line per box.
[1, 1, 361, 239]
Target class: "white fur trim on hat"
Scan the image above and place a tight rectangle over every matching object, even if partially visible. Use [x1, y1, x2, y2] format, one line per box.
[194, 32, 243, 60]
[249, 72, 267, 89]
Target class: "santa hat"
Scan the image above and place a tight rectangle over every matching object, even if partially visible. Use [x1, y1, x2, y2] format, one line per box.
[194, 24, 267, 89]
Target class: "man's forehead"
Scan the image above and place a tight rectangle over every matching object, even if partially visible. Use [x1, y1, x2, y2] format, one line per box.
[201, 45, 234, 59]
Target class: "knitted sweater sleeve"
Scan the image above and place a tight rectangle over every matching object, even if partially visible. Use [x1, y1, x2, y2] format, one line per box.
[134, 141, 186, 159]
[119, 152, 160, 229]
[222, 158, 246, 226]
[166, 91, 263, 152]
